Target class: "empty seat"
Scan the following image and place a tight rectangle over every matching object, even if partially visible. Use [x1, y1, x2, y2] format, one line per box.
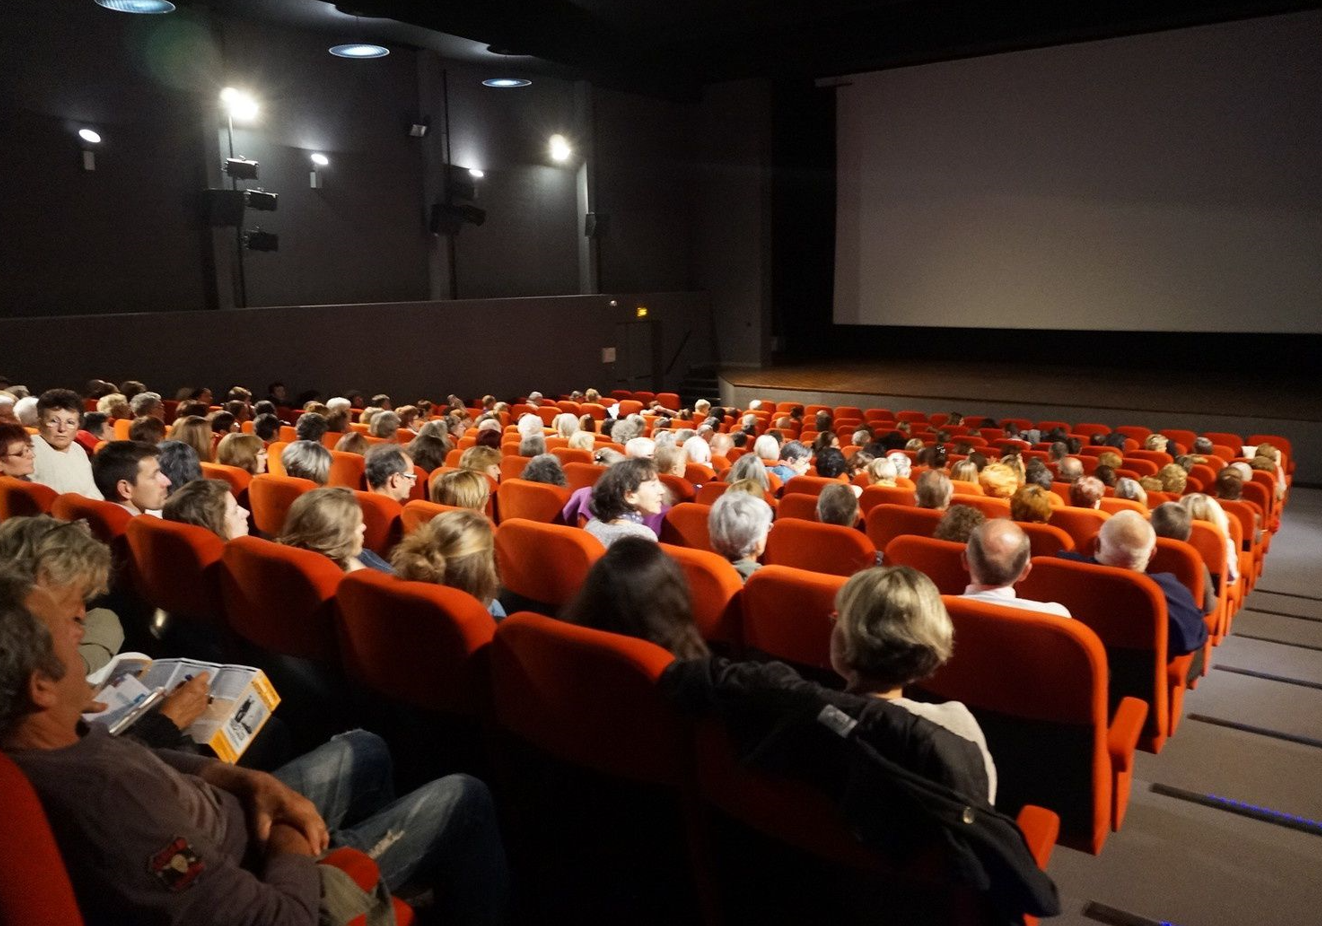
[660, 543, 744, 646]
[247, 474, 317, 537]
[775, 493, 821, 522]
[0, 476, 59, 520]
[199, 462, 252, 499]
[327, 450, 367, 490]
[335, 570, 496, 718]
[948, 495, 1011, 519]
[551, 447, 594, 466]
[864, 504, 945, 552]
[1018, 557, 1192, 752]
[562, 461, 606, 492]
[924, 598, 1147, 854]
[659, 502, 715, 552]
[882, 535, 968, 594]
[763, 520, 875, 577]
[494, 518, 604, 612]
[497, 478, 572, 524]
[741, 565, 845, 672]
[783, 475, 846, 497]
[857, 484, 917, 513]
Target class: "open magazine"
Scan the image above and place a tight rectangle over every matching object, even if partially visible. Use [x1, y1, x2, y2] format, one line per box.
[85, 654, 280, 763]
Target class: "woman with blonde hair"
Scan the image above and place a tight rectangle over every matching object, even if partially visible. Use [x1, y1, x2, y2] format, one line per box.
[279, 486, 391, 573]
[431, 469, 491, 511]
[334, 432, 369, 455]
[169, 415, 215, 463]
[554, 413, 579, 440]
[1009, 484, 1053, 523]
[1181, 493, 1239, 584]
[390, 509, 505, 618]
[459, 445, 502, 482]
[216, 432, 267, 475]
[163, 478, 250, 540]
[978, 462, 1020, 499]
[567, 430, 595, 452]
[950, 459, 979, 486]
[866, 457, 898, 487]
[1157, 463, 1188, 495]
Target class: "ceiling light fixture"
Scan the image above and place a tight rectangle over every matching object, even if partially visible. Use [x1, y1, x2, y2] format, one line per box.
[330, 43, 389, 59]
[549, 134, 572, 162]
[94, 0, 176, 13]
[78, 128, 102, 144]
[483, 78, 531, 89]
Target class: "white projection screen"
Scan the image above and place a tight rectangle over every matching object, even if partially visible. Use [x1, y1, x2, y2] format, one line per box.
[833, 11, 1322, 331]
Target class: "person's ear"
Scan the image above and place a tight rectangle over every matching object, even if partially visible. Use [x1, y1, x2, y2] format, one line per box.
[960, 549, 970, 574]
[27, 669, 59, 709]
[115, 478, 134, 503]
[1018, 560, 1033, 584]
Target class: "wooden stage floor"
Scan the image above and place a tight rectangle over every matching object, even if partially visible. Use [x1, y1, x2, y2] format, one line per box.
[721, 359, 1320, 423]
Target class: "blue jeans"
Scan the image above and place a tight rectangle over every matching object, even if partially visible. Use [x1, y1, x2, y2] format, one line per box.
[273, 730, 509, 925]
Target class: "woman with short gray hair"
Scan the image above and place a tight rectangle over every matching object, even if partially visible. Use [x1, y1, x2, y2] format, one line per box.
[369, 411, 401, 439]
[708, 491, 773, 582]
[281, 439, 331, 486]
[726, 453, 770, 492]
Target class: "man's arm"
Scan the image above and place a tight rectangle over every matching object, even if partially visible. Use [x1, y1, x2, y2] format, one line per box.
[194, 763, 330, 853]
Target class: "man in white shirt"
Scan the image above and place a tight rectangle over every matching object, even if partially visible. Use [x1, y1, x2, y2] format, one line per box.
[29, 389, 99, 498]
[92, 441, 171, 516]
[960, 519, 1072, 617]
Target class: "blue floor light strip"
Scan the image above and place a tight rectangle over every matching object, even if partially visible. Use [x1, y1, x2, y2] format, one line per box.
[1082, 900, 1182, 926]
[1151, 783, 1322, 837]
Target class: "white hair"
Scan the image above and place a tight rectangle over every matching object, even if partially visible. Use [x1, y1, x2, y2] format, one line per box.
[517, 413, 543, 438]
[625, 437, 655, 459]
[652, 430, 677, 448]
[708, 491, 773, 561]
[886, 451, 912, 479]
[554, 413, 579, 439]
[683, 435, 711, 464]
[14, 396, 39, 426]
[1096, 510, 1156, 571]
[753, 435, 780, 460]
[327, 397, 351, 413]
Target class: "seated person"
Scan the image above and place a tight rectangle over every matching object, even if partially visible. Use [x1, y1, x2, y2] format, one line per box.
[519, 432, 547, 457]
[157, 440, 202, 497]
[932, 504, 985, 543]
[961, 520, 1070, 617]
[584, 458, 665, 547]
[279, 487, 392, 573]
[363, 445, 416, 502]
[252, 413, 282, 443]
[1009, 484, 1053, 523]
[430, 469, 491, 512]
[0, 421, 36, 480]
[390, 509, 506, 619]
[29, 388, 99, 498]
[1061, 511, 1208, 663]
[1055, 457, 1083, 483]
[281, 440, 332, 486]
[459, 445, 502, 482]
[1156, 463, 1188, 495]
[1150, 502, 1218, 615]
[216, 433, 268, 475]
[1091, 464, 1118, 488]
[333, 432, 369, 455]
[76, 411, 112, 453]
[768, 441, 810, 484]
[92, 440, 171, 516]
[0, 572, 509, 926]
[128, 415, 168, 445]
[1113, 477, 1148, 506]
[561, 536, 709, 657]
[949, 459, 979, 487]
[915, 471, 953, 511]
[169, 416, 216, 465]
[295, 412, 330, 444]
[1069, 476, 1105, 510]
[405, 432, 449, 473]
[1181, 493, 1239, 584]
[978, 462, 1019, 499]
[520, 453, 567, 487]
[0, 515, 124, 674]
[865, 456, 898, 487]
[815, 447, 848, 480]
[163, 478, 251, 541]
[708, 491, 772, 582]
[817, 483, 861, 526]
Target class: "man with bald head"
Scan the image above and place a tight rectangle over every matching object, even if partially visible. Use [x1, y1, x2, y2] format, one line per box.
[1076, 510, 1208, 659]
[960, 520, 1071, 617]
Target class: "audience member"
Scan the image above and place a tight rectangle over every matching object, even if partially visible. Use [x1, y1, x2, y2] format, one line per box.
[127, 415, 166, 445]
[1114, 477, 1148, 507]
[962, 520, 1070, 616]
[1157, 463, 1188, 495]
[1181, 493, 1239, 584]
[1009, 484, 1053, 523]
[252, 413, 282, 443]
[431, 469, 491, 512]
[0, 422, 36, 480]
[295, 412, 330, 444]
[817, 483, 861, 526]
[886, 451, 913, 480]
[1150, 502, 1218, 616]
[76, 412, 112, 453]
[1069, 476, 1105, 509]
[162, 478, 250, 541]
[1092, 464, 1118, 488]
[169, 415, 215, 464]
[92, 441, 171, 516]
[333, 432, 369, 455]
[949, 459, 979, 486]
[768, 441, 811, 484]
[707, 491, 772, 582]
[866, 457, 899, 486]
[279, 487, 392, 573]
[391, 509, 506, 619]
[405, 433, 449, 473]
[155, 441, 202, 497]
[585, 458, 665, 547]
[0, 573, 509, 925]
[520, 453, 568, 487]
[562, 536, 708, 657]
[459, 446, 502, 482]
[915, 471, 953, 511]
[363, 445, 417, 502]
[932, 504, 986, 543]
[281, 440, 332, 486]
[815, 447, 848, 479]
[978, 462, 1019, 499]
[29, 389, 99, 498]
[216, 433, 268, 475]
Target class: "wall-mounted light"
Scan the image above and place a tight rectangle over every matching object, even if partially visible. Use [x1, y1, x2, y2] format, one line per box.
[330, 43, 389, 59]
[549, 134, 571, 163]
[220, 87, 259, 123]
[310, 153, 329, 167]
[483, 78, 531, 88]
[245, 189, 278, 211]
[78, 128, 102, 144]
[468, 169, 485, 179]
[94, 0, 176, 13]
[76, 127, 102, 171]
[310, 153, 328, 189]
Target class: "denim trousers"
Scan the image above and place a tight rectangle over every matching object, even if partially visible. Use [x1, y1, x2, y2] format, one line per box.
[273, 729, 509, 925]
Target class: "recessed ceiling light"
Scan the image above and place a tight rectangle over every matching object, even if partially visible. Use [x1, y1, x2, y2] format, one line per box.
[330, 43, 390, 59]
[78, 128, 102, 144]
[94, 0, 176, 12]
[483, 78, 531, 89]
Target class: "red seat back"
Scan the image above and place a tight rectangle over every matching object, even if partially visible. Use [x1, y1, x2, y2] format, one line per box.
[219, 535, 344, 661]
[327, 451, 366, 490]
[741, 565, 845, 671]
[199, 462, 252, 498]
[0, 476, 59, 520]
[1016, 521, 1075, 557]
[660, 543, 744, 646]
[659, 502, 714, 552]
[490, 612, 686, 784]
[247, 474, 317, 537]
[352, 491, 403, 556]
[562, 462, 606, 492]
[125, 517, 226, 624]
[0, 753, 85, 926]
[882, 535, 968, 594]
[496, 479, 571, 524]
[335, 570, 495, 717]
[49, 494, 132, 545]
[857, 483, 917, 512]
[401, 499, 467, 534]
[1045, 506, 1110, 553]
[763, 520, 875, 577]
[864, 504, 945, 551]
[775, 493, 820, 522]
[782, 475, 843, 497]
[494, 518, 604, 610]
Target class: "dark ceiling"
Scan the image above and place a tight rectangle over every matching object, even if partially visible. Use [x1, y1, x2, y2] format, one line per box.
[317, 0, 1320, 97]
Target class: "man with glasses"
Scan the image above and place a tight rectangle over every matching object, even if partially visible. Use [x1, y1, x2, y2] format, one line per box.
[362, 444, 416, 503]
[30, 389, 99, 498]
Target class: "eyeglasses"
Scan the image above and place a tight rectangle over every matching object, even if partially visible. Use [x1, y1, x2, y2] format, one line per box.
[2, 443, 35, 458]
[401, 472, 418, 482]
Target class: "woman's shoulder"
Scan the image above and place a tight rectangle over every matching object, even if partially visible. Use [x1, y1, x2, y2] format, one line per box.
[889, 697, 983, 743]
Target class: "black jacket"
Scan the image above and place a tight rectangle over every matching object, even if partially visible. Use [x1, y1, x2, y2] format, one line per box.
[661, 658, 1060, 925]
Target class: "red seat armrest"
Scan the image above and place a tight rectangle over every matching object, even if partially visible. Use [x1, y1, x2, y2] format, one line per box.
[1107, 696, 1148, 773]
[318, 846, 380, 892]
[1015, 804, 1060, 871]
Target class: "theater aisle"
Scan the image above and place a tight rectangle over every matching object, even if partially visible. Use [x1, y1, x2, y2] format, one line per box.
[1045, 487, 1322, 926]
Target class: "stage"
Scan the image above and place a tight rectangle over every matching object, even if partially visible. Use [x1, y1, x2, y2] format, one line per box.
[717, 359, 1322, 483]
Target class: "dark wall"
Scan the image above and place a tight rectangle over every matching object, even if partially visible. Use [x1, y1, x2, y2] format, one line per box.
[0, 292, 712, 402]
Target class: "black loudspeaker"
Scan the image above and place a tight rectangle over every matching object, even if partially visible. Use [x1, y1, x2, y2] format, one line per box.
[429, 202, 487, 236]
[585, 212, 609, 238]
[202, 189, 245, 227]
